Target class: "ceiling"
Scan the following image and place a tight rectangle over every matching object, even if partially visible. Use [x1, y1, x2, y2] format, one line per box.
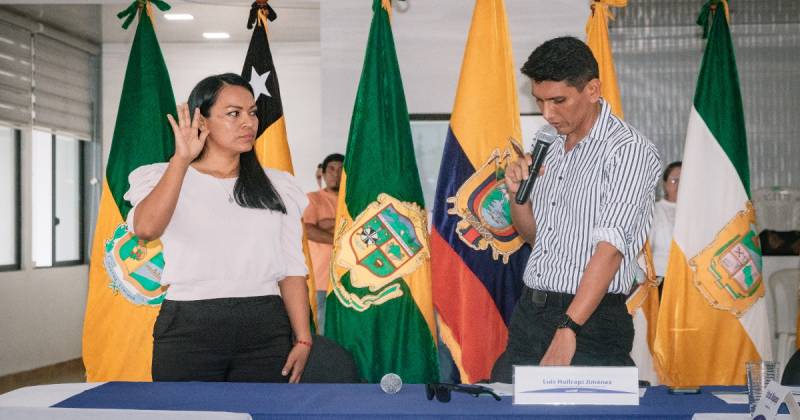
[3, 0, 320, 45]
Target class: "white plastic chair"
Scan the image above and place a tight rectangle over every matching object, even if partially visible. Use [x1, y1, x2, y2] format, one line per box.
[769, 268, 800, 376]
[753, 187, 800, 232]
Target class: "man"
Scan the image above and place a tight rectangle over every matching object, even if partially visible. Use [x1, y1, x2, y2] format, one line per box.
[491, 37, 661, 382]
[303, 153, 344, 334]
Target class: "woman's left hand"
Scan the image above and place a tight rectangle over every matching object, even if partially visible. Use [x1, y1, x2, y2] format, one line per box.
[282, 342, 312, 383]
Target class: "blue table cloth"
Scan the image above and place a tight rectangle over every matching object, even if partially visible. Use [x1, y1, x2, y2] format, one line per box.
[54, 382, 749, 419]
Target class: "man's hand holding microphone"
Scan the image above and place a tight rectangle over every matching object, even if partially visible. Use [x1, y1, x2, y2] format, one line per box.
[505, 125, 558, 203]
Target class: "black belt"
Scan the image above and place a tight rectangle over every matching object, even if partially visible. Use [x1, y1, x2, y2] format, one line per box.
[526, 288, 626, 307]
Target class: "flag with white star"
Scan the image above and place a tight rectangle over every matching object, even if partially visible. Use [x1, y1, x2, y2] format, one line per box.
[241, 2, 319, 329]
[241, 2, 292, 172]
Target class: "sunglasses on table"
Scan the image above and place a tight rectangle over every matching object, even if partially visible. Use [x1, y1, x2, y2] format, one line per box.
[425, 383, 501, 402]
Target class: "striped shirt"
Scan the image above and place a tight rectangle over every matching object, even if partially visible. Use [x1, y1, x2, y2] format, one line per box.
[523, 99, 661, 295]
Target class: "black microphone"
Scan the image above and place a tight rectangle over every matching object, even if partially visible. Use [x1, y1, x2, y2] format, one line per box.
[514, 125, 559, 205]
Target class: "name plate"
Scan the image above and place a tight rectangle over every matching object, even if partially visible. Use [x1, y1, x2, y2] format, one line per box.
[513, 366, 639, 405]
[754, 381, 800, 418]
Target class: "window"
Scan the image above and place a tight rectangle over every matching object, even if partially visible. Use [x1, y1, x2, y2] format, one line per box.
[0, 12, 99, 269]
[0, 126, 21, 270]
[409, 114, 548, 211]
[32, 129, 85, 267]
[410, 116, 450, 209]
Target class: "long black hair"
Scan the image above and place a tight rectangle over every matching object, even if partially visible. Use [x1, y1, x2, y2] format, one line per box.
[188, 73, 286, 213]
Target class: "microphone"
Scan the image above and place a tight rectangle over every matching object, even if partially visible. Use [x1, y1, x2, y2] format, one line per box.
[380, 373, 403, 394]
[514, 125, 559, 205]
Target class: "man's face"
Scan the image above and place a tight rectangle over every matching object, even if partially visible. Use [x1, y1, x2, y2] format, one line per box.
[323, 160, 343, 192]
[663, 166, 681, 202]
[531, 79, 600, 139]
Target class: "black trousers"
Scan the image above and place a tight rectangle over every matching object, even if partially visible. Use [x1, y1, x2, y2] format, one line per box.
[152, 295, 292, 382]
[490, 287, 635, 383]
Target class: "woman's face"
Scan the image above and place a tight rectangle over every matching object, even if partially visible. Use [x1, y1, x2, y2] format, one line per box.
[663, 166, 681, 202]
[201, 85, 258, 155]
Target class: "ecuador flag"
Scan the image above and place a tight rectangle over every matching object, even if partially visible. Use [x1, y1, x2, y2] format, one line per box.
[82, 1, 176, 381]
[324, 0, 438, 383]
[653, 0, 771, 386]
[431, 0, 529, 384]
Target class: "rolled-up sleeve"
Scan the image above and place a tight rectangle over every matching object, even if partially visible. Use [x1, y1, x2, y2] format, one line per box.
[123, 163, 168, 229]
[268, 169, 310, 277]
[592, 141, 661, 259]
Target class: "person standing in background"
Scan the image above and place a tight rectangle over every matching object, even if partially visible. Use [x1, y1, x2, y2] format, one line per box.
[650, 161, 681, 296]
[303, 153, 344, 334]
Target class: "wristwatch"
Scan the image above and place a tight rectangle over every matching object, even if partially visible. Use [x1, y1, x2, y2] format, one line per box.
[556, 314, 582, 336]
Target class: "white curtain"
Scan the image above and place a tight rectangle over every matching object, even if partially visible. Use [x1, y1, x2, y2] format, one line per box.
[610, 0, 800, 190]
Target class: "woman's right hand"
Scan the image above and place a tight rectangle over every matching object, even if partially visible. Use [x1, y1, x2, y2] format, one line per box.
[167, 103, 208, 165]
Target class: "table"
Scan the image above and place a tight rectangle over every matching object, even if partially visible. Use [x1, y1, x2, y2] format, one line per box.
[0, 382, 757, 419]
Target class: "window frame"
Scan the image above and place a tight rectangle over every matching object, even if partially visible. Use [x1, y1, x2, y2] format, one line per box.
[33, 131, 87, 268]
[51, 133, 87, 267]
[0, 127, 22, 272]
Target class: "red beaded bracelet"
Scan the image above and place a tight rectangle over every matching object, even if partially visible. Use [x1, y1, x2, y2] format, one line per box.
[295, 340, 312, 348]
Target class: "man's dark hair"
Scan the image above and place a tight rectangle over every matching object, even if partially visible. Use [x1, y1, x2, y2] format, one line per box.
[520, 36, 599, 90]
[322, 153, 344, 171]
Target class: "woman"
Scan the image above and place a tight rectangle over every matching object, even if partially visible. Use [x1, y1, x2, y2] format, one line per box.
[651, 161, 681, 293]
[124, 73, 311, 383]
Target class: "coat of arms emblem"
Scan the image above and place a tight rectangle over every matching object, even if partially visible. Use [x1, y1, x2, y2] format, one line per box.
[446, 147, 526, 263]
[104, 223, 167, 306]
[689, 202, 763, 316]
[331, 193, 429, 311]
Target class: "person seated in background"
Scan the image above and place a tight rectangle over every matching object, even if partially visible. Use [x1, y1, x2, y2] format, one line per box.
[650, 161, 681, 296]
[303, 153, 344, 334]
[126, 73, 312, 383]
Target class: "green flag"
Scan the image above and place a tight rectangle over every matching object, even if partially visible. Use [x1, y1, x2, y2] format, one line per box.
[324, 0, 439, 383]
[83, 1, 176, 381]
[653, 0, 770, 386]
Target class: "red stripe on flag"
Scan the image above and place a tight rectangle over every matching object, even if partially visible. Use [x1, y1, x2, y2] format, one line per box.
[431, 229, 508, 382]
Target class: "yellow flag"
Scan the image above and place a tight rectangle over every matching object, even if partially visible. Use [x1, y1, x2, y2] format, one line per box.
[585, 0, 626, 119]
[586, 0, 662, 384]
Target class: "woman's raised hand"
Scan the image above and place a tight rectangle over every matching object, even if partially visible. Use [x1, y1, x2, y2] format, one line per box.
[167, 103, 208, 164]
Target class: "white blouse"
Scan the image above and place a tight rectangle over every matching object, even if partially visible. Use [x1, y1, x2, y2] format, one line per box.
[124, 163, 308, 301]
[650, 199, 676, 277]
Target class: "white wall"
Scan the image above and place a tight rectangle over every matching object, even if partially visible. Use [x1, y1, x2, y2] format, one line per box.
[102, 41, 322, 193]
[0, 129, 88, 377]
[321, 0, 589, 153]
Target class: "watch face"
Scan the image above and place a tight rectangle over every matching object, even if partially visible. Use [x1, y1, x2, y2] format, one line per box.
[558, 314, 580, 334]
[558, 315, 570, 328]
